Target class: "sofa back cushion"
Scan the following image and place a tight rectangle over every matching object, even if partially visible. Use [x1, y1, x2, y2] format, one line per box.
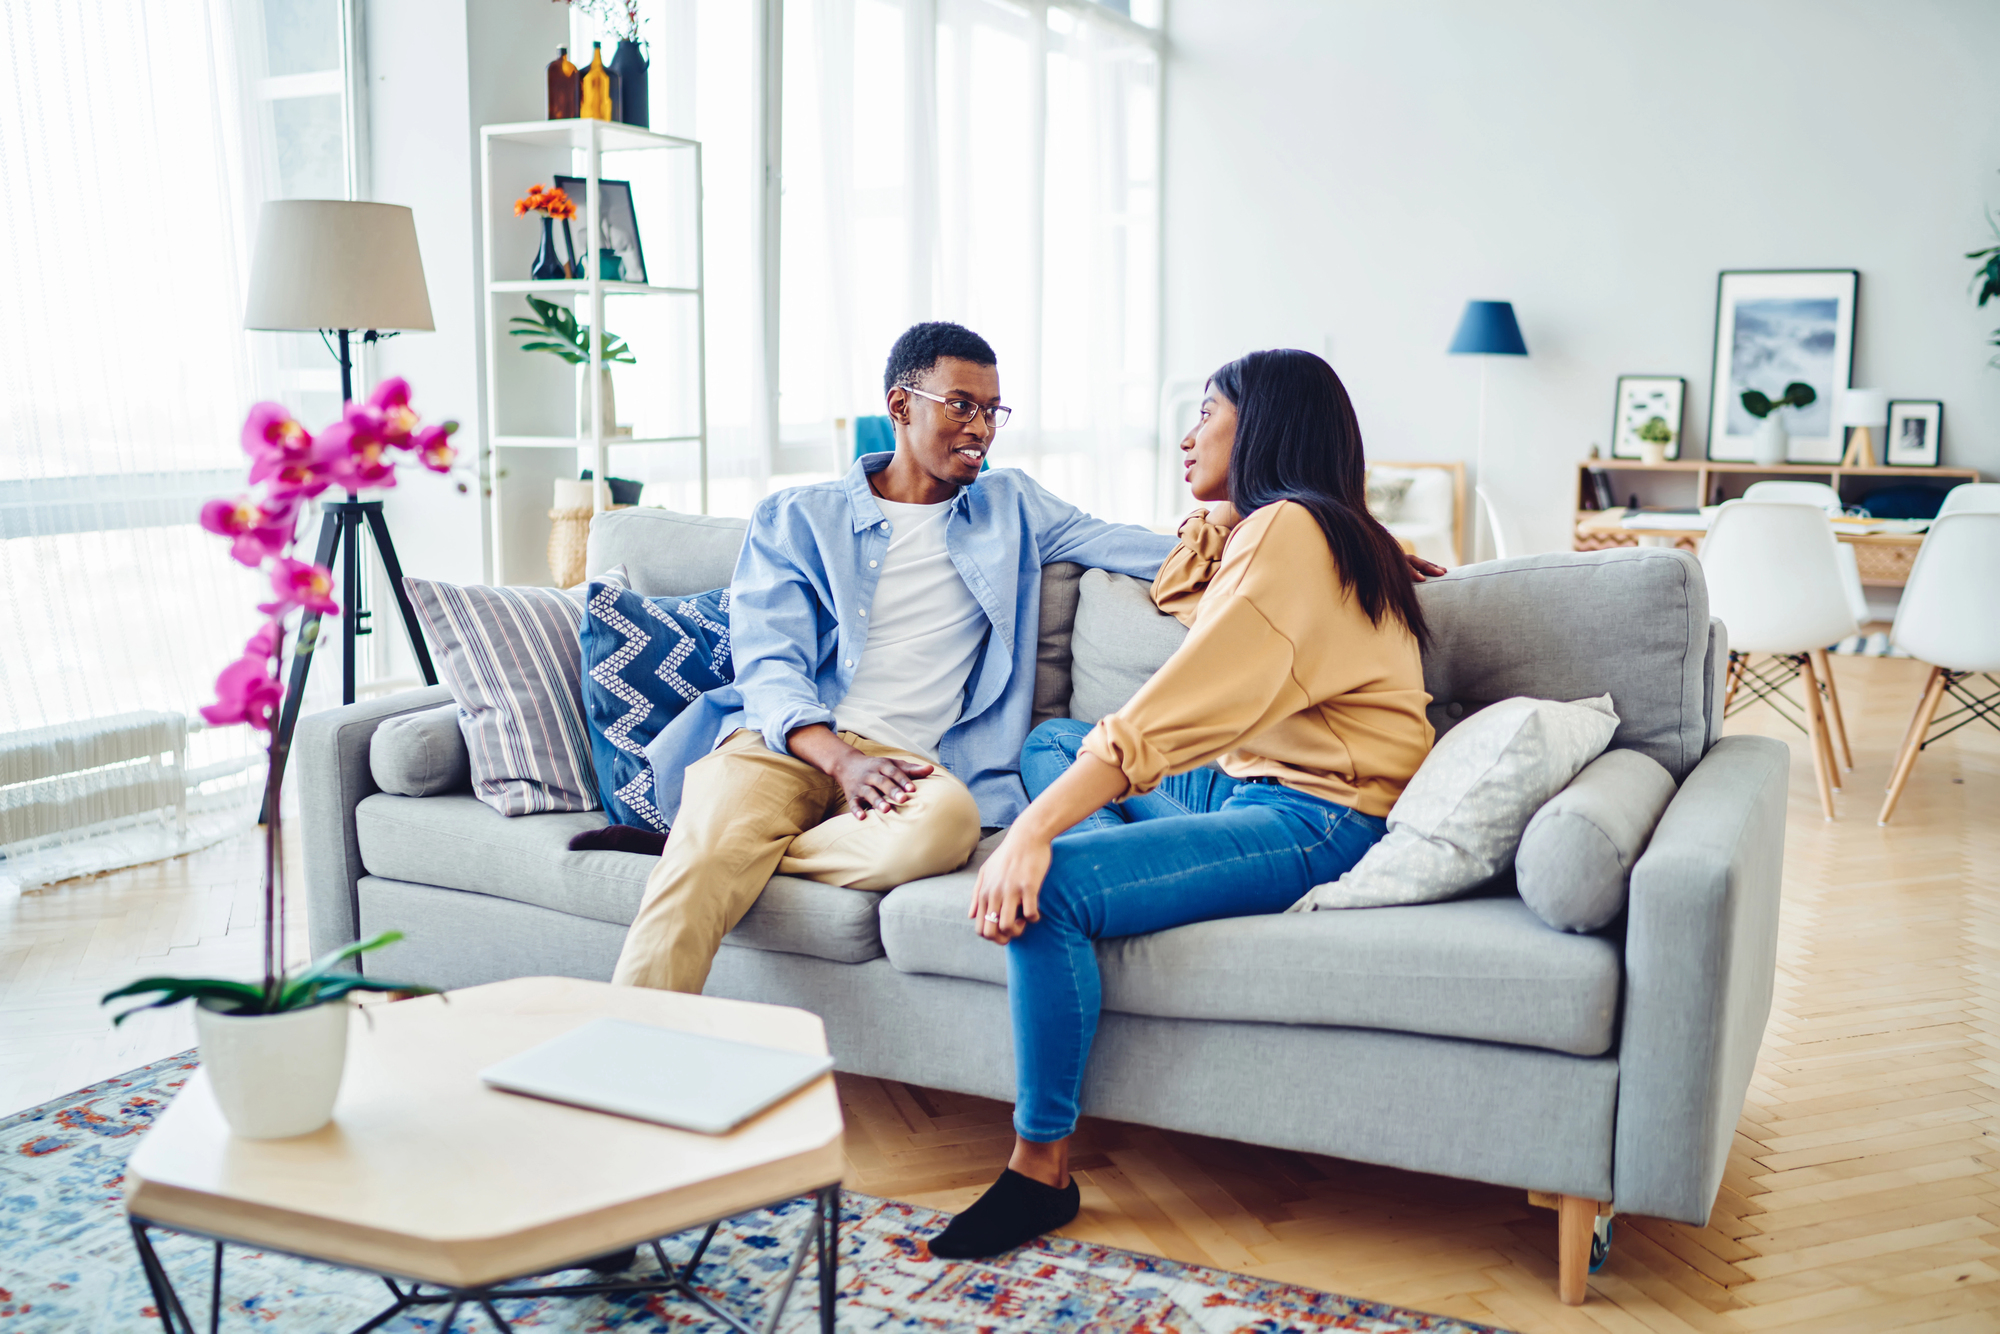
[1064, 547, 1714, 783]
[588, 508, 747, 596]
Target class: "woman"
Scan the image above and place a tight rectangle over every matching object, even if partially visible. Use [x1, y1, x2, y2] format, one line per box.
[928, 349, 1435, 1259]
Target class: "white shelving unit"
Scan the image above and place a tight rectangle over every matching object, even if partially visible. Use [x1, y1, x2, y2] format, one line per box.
[479, 119, 708, 583]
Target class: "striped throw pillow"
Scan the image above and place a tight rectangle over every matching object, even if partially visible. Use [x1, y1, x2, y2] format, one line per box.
[403, 567, 629, 816]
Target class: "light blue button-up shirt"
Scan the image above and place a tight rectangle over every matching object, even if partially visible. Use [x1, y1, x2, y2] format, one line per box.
[644, 452, 1177, 827]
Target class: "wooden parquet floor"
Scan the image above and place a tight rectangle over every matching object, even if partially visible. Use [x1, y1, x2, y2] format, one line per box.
[2, 651, 1995, 1331]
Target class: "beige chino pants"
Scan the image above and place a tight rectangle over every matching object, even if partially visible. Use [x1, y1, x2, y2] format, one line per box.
[610, 728, 982, 994]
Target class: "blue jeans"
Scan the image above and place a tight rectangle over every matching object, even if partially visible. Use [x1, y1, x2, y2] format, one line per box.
[1007, 718, 1389, 1142]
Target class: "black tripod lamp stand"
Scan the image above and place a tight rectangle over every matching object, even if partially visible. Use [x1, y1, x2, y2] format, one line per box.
[243, 200, 442, 789]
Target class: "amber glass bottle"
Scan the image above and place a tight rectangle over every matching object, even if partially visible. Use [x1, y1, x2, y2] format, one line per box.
[546, 47, 578, 120]
[580, 43, 613, 121]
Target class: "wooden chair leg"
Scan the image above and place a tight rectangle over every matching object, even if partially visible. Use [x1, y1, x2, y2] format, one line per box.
[1812, 648, 1854, 771]
[1880, 666, 1948, 826]
[1796, 653, 1838, 820]
[1557, 1195, 1598, 1305]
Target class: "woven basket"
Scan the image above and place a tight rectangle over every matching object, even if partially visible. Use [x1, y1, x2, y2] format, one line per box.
[1848, 539, 1918, 586]
[547, 504, 631, 588]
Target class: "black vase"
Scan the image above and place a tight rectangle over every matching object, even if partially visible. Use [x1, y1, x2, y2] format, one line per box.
[610, 40, 648, 128]
[531, 216, 565, 281]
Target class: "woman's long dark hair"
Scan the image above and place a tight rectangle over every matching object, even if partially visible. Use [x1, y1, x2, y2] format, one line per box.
[1212, 349, 1430, 649]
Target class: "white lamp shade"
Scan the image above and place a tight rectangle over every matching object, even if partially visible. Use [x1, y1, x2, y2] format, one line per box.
[1841, 388, 1887, 427]
[243, 200, 434, 332]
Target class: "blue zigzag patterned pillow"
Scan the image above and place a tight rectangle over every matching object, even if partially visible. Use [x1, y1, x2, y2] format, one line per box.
[578, 580, 734, 831]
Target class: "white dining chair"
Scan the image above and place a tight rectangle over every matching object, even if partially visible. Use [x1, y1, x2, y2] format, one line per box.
[1878, 512, 2000, 825]
[1937, 482, 2000, 518]
[1743, 480, 1842, 512]
[1700, 501, 1861, 820]
[1740, 481, 1867, 760]
[1475, 485, 1522, 561]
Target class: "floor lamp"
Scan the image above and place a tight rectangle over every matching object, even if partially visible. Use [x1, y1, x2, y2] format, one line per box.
[1448, 300, 1529, 561]
[243, 200, 441, 797]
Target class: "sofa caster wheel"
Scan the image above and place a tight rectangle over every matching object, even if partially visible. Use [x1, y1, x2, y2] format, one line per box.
[1589, 1216, 1612, 1273]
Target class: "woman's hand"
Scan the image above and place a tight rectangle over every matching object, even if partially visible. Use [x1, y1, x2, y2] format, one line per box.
[969, 826, 1053, 944]
[1405, 553, 1447, 581]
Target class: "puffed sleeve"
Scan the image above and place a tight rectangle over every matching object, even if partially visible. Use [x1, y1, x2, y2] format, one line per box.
[1150, 508, 1233, 627]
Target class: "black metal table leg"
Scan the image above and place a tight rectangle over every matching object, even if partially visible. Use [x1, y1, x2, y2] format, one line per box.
[819, 1186, 840, 1333]
[208, 1239, 223, 1334]
[128, 1220, 194, 1334]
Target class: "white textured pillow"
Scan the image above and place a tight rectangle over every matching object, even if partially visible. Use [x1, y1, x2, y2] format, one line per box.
[1292, 694, 1620, 911]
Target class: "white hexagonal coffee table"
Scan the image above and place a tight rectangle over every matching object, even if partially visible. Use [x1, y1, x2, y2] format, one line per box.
[122, 976, 845, 1334]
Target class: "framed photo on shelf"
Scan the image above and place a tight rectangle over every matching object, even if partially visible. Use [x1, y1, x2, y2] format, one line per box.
[1885, 400, 1942, 467]
[554, 175, 648, 285]
[1610, 375, 1686, 459]
[1707, 269, 1857, 463]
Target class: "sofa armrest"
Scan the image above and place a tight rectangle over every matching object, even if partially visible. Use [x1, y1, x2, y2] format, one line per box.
[295, 685, 456, 970]
[1612, 733, 1788, 1223]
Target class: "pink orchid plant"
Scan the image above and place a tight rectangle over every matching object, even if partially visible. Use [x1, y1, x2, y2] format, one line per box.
[104, 379, 457, 1024]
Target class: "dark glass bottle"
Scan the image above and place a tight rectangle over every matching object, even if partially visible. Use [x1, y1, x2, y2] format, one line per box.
[610, 40, 648, 128]
[531, 217, 565, 280]
[546, 48, 578, 120]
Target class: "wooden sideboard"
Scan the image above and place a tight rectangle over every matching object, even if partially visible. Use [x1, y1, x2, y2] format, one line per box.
[1571, 460, 1981, 587]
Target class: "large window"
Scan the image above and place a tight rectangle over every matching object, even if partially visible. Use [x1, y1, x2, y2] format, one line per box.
[0, 0, 362, 886]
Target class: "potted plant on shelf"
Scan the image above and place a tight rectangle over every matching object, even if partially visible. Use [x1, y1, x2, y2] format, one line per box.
[1635, 415, 1675, 466]
[1741, 381, 1816, 466]
[515, 183, 580, 280]
[101, 381, 458, 1140]
[1970, 210, 2000, 369]
[509, 294, 637, 440]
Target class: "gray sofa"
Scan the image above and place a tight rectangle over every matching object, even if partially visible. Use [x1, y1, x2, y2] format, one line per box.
[298, 505, 1787, 1304]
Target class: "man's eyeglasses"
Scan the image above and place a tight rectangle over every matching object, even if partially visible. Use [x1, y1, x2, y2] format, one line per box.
[899, 383, 1012, 429]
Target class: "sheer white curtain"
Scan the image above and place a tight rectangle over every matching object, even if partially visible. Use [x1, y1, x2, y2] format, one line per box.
[0, 0, 298, 887]
[780, 0, 1162, 521]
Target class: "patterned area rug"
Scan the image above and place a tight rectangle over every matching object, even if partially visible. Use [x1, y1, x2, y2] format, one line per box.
[1, 1052, 1509, 1333]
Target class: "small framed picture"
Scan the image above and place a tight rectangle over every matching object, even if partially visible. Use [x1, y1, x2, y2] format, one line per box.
[1611, 376, 1686, 459]
[1885, 400, 1942, 467]
[554, 175, 648, 285]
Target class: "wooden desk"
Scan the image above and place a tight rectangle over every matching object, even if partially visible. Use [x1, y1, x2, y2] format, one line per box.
[1572, 460, 1981, 585]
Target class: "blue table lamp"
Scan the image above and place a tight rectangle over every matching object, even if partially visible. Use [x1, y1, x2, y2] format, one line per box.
[1448, 300, 1528, 560]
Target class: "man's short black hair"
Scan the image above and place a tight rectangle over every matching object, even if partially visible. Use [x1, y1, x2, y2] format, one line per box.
[883, 321, 996, 395]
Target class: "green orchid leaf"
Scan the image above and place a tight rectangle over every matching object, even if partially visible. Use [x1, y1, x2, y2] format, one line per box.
[1782, 382, 1817, 409]
[285, 977, 441, 1008]
[101, 977, 268, 1024]
[1740, 389, 1773, 419]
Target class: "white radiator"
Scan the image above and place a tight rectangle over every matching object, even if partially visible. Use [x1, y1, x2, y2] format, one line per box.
[0, 711, 188, 847]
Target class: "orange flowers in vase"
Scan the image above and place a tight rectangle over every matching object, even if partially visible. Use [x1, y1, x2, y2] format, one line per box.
[514, 184, 580, 280]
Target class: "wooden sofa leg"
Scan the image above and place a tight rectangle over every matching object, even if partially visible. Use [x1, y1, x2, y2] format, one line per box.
[1557, 1195, 1597, 1305]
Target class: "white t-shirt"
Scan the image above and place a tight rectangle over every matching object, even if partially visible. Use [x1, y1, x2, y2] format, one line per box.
[834, 497, 989, 761]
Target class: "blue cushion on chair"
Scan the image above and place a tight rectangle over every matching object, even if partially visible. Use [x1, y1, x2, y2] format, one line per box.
[578, 581, 734, 831]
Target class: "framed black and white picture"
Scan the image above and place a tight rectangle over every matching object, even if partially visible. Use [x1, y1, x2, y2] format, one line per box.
[1611, 375, 1686, 459]
[1707, 269, 1858, 463]
[554, 175, 648, 285]
[1885, 400, 1942, 468]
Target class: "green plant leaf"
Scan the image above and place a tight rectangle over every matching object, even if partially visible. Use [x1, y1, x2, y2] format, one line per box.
[1782, 382, 1817, 409]
[285, 977, 441, 1007]
[277, 929, 406, 1000]
[1741, 389, 1773, 418]
[100, 977, 268, 1025]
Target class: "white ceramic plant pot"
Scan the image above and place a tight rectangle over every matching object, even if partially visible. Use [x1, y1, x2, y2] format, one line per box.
[195, 999, 350, 1139]
[1751, 416, 1789, 466]
[576, 365, 617, 440]
[1640, 440, 1670, 466]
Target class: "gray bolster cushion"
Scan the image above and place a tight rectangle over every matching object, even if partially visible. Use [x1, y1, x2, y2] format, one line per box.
[368, 703, 473, 797]
[1515, 747, 1676, 932]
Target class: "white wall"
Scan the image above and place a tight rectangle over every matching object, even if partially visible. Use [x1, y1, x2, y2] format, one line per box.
[364, 0, 567, 604]
[1161, 0, 2000, 554]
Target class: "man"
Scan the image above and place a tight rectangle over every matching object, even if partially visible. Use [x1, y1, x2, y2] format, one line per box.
[612, 322, 1177, 993]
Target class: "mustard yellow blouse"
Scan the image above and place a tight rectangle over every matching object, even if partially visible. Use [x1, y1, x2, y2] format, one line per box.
[1079, 500, 1433, 818]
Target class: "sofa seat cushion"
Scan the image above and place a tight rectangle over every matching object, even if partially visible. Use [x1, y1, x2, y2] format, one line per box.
[878, 868, 1621, 1056]
[353, 793, 884, 964]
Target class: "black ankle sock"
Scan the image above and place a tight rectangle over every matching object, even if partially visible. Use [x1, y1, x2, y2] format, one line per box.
[568, 825, 668, 856]
[927, 1168, 1079, 1260]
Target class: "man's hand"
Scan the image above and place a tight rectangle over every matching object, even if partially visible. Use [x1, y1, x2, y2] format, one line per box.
[969, 826, 1053, 944]
[1405, 554, 1447, 581]
[787, 724, 933, 819]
